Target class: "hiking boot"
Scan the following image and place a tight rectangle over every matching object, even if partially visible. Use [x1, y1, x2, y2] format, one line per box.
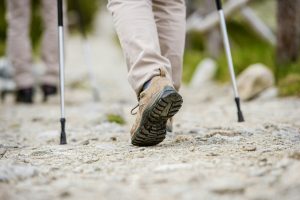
[130, 68, 183, 146]
[15, 87, 34, 104]
[41, 84, 57, 102]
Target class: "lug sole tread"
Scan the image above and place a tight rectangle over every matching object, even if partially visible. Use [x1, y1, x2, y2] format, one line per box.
[131, 86, 183, 146]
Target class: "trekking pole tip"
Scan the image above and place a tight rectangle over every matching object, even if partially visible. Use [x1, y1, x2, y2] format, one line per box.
[234, 97, 245, 122]
[237, 110, 245, 122]
[60, 118, 67, 144]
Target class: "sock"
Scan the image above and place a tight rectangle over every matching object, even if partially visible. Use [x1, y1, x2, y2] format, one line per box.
[143, 79, 151, 91]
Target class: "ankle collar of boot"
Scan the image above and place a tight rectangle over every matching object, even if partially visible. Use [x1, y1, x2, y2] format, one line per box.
[159, 67, 166, 77]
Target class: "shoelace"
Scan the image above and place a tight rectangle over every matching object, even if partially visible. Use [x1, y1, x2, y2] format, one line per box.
[130, 89, 148, 115]
[130, 103, 139, 115]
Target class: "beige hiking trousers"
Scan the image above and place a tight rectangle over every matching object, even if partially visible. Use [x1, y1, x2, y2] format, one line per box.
[7, 0, 59, 88]
[107, 0, 186, 95]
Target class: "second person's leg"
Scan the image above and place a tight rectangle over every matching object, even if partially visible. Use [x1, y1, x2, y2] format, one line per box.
[40, 0, 67, 100]
[7, 0, 34, 103]
[40, 0, 59, 100]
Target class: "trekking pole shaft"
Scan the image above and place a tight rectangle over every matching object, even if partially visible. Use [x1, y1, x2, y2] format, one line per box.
[57, 0, 65, 118]
[217, 7, 239, 97]
[215, 0, 244, 122]
[58, 27, 65, 118]
[57, 0, 67, 144]
[218, 11, 239, 97]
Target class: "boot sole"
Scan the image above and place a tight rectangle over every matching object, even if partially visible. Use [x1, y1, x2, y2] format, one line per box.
[131, 86, 183, 146]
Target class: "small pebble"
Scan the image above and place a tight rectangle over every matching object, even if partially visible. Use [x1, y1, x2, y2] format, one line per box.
[71, 138, 77, 142]
[206, 152, 219, 156]
[242, 145, 256, 152]
[79, 140, 89, 145]
[137, 154, 144, 158]
[174, 135, 194, 143]
[60, 191, 71, 198]
[189, 146, 195, 152]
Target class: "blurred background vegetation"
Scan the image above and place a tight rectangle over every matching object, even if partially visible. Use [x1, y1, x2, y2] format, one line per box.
[184, 0, 300, 96]
[0, 0, 101, 56]
[0, 0, 299, 96]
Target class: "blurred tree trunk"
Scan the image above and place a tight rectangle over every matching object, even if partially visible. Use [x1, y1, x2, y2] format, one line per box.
[276, 0, 300, 65]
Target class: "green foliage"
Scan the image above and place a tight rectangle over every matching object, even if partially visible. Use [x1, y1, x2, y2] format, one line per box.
[183, 31, 206, 83]
[67, 0, 100, 35]
[278, 74, 300, 97]
[30, 0, 43, 54]
[184, 16, 300, 96]
[215, 20, 274, 82]
[185, 31, 205, 51]
[276, 61, 300, 96]
[185, 20, 268, 84]
[183, 49, 205, 83]
[0, 42, 5, 56]
[106, 114, 126, 125]
[276, 61, 300, 80]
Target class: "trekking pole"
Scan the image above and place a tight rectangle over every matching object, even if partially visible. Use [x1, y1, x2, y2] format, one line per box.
[215, 0, 245, 122]
[74, 0, 101, 102]
[57, 0, 67, 144]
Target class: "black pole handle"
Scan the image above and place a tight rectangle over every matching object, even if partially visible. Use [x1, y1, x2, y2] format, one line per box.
[215, 0, 223, 10]
[57, 0, 63, 26]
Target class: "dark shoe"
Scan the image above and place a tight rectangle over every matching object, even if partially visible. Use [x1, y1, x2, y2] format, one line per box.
[15, 87, 34, 104]
[130, 68, 183, 146]
[41, 84, 57, 102]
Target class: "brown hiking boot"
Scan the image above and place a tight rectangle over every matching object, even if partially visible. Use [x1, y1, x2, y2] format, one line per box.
[130, 68, 183, 146]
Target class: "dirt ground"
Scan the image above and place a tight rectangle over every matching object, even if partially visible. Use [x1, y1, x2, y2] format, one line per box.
[1, 10, 300, 200]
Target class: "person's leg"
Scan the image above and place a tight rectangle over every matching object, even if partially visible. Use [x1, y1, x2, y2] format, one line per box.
[107, 0, 173, 95]
[40, 0, 59, 87]
[108, 0, 183, 146]
[40, 0, 68, 101]
[7, 0, 33, 89]
[7, 0, 34, 103]
[41, 0, 65, 101]
[152, 0, 186, 91]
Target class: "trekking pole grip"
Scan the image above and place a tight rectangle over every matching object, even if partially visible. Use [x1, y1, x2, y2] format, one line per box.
[57, 0, 63, 26]
[215, 0, 222, 10]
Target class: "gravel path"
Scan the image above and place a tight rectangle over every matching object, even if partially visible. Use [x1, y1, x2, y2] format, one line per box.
[1, 10, 300, 200]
